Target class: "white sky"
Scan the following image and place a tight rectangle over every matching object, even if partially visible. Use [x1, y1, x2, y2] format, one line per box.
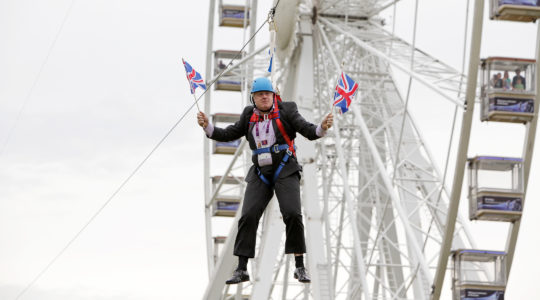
[1, 0, 540, 299]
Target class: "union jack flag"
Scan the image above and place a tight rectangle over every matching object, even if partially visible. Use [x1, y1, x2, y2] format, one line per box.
[182, 58, 206, 94]
[333, 72, 358, 114]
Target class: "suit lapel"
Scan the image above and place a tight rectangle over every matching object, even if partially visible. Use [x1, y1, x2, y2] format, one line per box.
[247, 121, 256, 147]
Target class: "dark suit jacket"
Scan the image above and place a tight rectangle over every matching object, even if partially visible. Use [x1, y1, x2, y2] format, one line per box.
[209, 101, 321, 182]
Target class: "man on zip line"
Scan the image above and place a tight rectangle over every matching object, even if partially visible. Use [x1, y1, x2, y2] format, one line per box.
[197, 77, 333, 284]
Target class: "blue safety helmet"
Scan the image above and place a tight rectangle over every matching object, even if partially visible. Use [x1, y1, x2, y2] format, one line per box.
[251, 77, 274, 94]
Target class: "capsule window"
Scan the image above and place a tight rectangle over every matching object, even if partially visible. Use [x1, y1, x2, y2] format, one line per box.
[211, 175, 243, 217]
[214, 50, 245, 91]
[212, 113, 242, 154]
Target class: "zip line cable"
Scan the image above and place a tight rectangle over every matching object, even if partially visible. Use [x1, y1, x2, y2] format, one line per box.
[14, 3, 282, 299]
[0, 0, 77, 159]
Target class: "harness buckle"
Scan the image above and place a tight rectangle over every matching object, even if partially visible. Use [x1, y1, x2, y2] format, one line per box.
[286, 148, 293, 156]
[273, 144, 280, 153]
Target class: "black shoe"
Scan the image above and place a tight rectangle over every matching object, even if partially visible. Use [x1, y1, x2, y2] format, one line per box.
[294, 267, 311, 283]
[225, 269, 250, 284]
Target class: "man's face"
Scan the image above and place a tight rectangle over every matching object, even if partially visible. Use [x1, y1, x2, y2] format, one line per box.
[253, 91, 274, 111]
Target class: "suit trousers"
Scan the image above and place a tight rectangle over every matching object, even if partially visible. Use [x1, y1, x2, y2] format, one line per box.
[233, 169, 306, 258]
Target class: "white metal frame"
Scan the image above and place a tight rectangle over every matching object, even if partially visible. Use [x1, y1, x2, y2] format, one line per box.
[431, 0, 485, 298]
[200, 0, 540, 299]
[505, 21, 540, 278]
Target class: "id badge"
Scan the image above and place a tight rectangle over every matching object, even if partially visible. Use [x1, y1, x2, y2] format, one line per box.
[258, 152, 272, 166]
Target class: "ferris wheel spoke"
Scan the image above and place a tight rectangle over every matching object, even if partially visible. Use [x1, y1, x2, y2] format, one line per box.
[321, 17, 467, 107]
[368, 0, 405, 17]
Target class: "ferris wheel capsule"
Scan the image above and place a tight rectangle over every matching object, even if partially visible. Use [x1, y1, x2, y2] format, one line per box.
[480, 57, 536, 123]
[452, 249, 507, 300]
[212, 113, 242, 154]
[219, 0, 250, 28]
[490, 0, 540, 22]
[467, 156, 524, 222]
[211, 175, 243, 217]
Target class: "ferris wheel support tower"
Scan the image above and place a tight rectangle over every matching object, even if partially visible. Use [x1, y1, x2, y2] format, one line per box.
[198, 0, 540, 299]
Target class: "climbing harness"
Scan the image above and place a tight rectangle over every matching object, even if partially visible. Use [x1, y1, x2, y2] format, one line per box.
[250, 95, 296, 186]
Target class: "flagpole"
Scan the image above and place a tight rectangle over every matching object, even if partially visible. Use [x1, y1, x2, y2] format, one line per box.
[329, 61, 346, 115]
[333, 61, 346, 114]
[329, 77, 339, 115]
[192, 93, 201, 112]
[182, 57, 202, 112]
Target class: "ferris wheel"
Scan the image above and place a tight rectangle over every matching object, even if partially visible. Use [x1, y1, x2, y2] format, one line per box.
[201, 0, 540, 299]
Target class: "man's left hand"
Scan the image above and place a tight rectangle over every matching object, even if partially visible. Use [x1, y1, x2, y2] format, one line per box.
[322, 113, 333, 130]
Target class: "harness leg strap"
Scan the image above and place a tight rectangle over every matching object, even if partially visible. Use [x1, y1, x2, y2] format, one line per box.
[272, 152, 291, 184]
[256, 167, 272, 186]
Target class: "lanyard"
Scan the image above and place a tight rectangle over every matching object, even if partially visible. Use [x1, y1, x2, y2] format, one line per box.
[255, 119, 271, 138]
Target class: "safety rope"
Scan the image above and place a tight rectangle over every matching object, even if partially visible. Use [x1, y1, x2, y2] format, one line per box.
[13, 1, 285, 299]
[268, 4, 278, 89]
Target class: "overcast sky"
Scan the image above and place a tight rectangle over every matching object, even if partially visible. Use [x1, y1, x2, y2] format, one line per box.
[1, 0, 540, 299]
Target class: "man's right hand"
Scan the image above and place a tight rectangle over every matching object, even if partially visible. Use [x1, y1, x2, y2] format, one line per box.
[197, 111, 208, 128]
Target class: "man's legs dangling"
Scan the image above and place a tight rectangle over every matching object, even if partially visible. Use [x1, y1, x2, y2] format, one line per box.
[233, 174, 274, 258]
[227, 169, 274, 284]
[274, 172, 310, 283]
